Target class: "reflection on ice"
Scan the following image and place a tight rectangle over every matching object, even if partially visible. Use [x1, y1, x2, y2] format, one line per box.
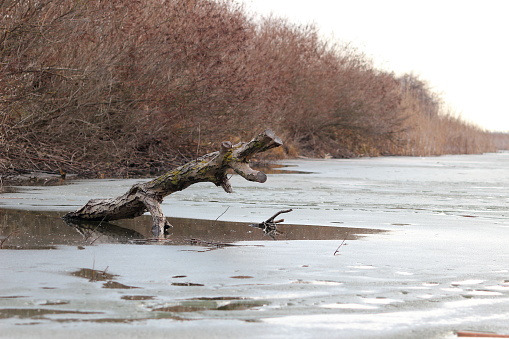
[0, 208, 383, 249]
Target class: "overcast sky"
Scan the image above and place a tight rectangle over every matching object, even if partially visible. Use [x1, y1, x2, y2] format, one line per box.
[238, 0, 509, 132]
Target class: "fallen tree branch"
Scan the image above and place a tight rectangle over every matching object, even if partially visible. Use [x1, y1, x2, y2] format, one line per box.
[63, 129, 283, 237]
[249, 209, 293, 239]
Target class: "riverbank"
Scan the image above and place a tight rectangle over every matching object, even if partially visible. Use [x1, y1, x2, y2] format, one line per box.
[4, 1, 509, 182]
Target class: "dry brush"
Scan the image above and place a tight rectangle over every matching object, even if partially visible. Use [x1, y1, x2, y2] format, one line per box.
[1, 0, 508, 180]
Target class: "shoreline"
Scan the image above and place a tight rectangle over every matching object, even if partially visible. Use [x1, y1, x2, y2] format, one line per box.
[3, 150, 508, 188]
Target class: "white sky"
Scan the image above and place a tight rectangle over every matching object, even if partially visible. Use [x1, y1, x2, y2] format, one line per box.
[237, 0, 509, 132]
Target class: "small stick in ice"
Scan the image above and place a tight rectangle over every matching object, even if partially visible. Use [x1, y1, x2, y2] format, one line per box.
[333, 232, 349, 256]
[249, 209, 293, 239]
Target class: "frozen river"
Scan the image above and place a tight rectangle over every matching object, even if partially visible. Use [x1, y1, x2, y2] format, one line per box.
[2, 152, 509, 338]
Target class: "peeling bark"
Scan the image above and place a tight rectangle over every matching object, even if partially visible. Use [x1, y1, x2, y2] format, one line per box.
[63, 129, 283, 237]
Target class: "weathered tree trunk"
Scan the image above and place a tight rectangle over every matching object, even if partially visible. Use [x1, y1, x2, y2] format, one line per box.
[63, 129, 283, 237]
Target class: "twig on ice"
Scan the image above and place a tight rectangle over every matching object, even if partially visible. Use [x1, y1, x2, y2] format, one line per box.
[333, 232, 349, 256]
[186, 238, 236, 248]
[215, 206, 230, 221]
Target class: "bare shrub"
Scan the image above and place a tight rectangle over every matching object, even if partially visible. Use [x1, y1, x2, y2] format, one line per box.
[1, 0, 256, 175]
[243, 18, 406, 157]
[1, 0, 507, 179]
[392, 74, 499, 155]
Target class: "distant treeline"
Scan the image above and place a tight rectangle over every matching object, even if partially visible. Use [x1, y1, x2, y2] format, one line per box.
[1, 0, 508, 177]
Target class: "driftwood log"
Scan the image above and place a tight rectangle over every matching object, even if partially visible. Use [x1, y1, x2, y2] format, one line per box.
[63, 129, 283, 237]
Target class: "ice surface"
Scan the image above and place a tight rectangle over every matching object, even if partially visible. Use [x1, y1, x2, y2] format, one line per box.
[2, 152, 509, 338]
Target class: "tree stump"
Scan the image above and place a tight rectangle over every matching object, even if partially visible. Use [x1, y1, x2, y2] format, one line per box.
[63, 129, 283, 237]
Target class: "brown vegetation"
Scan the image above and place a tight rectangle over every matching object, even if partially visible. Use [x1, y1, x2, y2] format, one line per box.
[1, 0, 508, 179]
